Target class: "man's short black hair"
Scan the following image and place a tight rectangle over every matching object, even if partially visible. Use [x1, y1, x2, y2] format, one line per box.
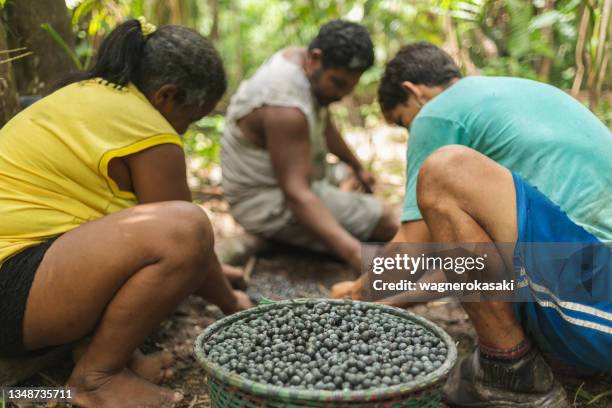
[378, 42, 461, 112]
[308, 20, 374, 72]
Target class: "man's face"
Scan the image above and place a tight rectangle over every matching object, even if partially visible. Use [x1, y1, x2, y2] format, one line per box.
[383, 99, 420, 129]
[309, 67, 362, 106]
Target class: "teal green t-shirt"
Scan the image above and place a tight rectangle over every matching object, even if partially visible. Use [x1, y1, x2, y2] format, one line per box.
[402, 76, 612, 242]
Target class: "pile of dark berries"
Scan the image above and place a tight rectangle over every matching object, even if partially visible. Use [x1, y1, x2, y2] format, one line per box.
[246, 271, 327, 302]
[204, 301, 447, 391]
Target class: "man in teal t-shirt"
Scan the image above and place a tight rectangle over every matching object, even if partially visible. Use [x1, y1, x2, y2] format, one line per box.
[373, 42, 611, 407]
[398, 73, 612, 241]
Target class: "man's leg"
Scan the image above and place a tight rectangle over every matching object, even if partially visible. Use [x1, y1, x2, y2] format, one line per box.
[417, 145, 523, 348]
[22, 202, 240, 408]
[368, 205, 399, 242]
[416, 146, 567, 407]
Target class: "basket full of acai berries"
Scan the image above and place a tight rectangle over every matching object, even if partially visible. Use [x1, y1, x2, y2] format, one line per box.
[195, 299, 457, 408]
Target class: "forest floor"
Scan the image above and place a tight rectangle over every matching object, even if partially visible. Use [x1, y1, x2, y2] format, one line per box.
[12, 125, 612, 407]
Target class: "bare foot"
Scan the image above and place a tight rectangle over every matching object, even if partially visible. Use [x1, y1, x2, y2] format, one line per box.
[220, 289, 254, 314]
[234, 289, 255, 311]
[73, 342, 174, 385]
[67, 366, 183, 408]
[222, 264, 247, 290]
[129, 349, 174, 384]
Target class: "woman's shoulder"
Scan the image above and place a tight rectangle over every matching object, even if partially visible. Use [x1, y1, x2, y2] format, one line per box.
[49, 78, 177, 136]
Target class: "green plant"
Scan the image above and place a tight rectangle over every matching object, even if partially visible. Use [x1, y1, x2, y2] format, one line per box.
[41, 23, 83, 69]
[183, 114, 225, 166]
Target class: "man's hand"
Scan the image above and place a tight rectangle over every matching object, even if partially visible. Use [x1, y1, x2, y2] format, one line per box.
[354, 167, 376, 193]
[331, 277, 364, 299]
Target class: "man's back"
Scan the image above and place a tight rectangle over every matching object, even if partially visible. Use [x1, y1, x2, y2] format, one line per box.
[404, 76, 612, 241]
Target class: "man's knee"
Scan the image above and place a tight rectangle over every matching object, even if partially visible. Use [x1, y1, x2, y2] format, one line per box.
[371, 206, 399, 241]
[416, 145, 479, 211]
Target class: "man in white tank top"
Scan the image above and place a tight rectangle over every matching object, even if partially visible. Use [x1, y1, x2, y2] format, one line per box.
[221, 20, 398, 272]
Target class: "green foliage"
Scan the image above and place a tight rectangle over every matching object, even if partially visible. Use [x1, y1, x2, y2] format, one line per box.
[59, 0, 609, 163]
[573, 382, 612, 406]
[61, 0, 608, 99]
[41, 23, 83, 69]
[183, 114, 225, 166]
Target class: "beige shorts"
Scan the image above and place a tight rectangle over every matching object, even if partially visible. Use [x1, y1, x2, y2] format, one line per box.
[264, 181, 383, 253]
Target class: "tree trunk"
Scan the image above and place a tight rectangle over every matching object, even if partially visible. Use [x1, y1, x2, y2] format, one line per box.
[571, 3, 591, 97]
[233, 0, 243, 80]
[442, 16, 479, 75]
[587, 0, 611, 108]
[5, 0, 75, 96]
[209, 0, 219, 42]
[536, 0, 555, 81]
[0, 15, 20, 127]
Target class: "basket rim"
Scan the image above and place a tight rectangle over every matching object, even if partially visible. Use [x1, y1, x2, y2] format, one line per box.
[194, 298, 458, 403]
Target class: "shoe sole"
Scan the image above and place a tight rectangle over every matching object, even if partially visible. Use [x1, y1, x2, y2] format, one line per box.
[447, 381, 570, 408]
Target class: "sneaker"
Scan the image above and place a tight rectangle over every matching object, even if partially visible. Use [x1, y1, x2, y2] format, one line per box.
[442, 347, 569, 407]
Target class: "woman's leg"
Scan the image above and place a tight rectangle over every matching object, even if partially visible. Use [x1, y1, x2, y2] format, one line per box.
[22, 201, 228, 407]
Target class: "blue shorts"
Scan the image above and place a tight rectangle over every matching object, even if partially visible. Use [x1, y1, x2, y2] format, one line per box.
[511, 172, 612, 373]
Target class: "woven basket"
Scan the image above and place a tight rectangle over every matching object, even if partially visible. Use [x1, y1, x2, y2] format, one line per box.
[195, 299, 457, 408]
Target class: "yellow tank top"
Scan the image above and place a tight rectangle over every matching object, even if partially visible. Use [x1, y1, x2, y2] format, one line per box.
[0, 79, 182, 265]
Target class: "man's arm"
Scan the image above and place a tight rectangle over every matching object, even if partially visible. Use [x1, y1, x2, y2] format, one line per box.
[392, 219, 431, 243]
[324, 117, 375, 193]
[331, 219, 432, 299]
[264, 106, 362, 272]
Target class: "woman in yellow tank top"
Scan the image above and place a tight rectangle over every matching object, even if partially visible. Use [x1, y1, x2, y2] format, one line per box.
[0, 18, 251, 407]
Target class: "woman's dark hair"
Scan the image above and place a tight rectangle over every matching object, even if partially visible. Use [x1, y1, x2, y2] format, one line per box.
[308, 20, 374, 72]
[60, 19, 226, 104]
[378, 42, 461, 112]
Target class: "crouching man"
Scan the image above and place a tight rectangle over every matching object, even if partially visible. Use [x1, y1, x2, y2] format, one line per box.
[340, 42, 612, 406]
[221, 20, 398, 272]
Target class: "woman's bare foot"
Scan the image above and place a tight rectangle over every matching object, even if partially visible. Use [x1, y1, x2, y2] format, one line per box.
[222, 264, 247, 290]
[129, 349, 174, 384]
[73, 342, 174, 385]
[67, 366, 183, 408]
[234, 289, 255, 311]
[220, 289, 254, 314]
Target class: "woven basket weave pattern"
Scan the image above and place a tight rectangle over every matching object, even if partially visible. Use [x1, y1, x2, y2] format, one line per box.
[195, 299, 457, 408]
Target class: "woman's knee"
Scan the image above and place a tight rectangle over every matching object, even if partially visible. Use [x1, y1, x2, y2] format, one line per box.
[137, 202, 215, 276]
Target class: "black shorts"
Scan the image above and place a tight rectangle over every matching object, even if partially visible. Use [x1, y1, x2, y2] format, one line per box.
[0, 238, 58, 358]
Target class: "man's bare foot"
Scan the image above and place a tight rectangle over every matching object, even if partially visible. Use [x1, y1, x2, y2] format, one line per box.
[129, 349, 174, 384]
[222, 264, 247, 290]
[67, 366, 183, 408]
